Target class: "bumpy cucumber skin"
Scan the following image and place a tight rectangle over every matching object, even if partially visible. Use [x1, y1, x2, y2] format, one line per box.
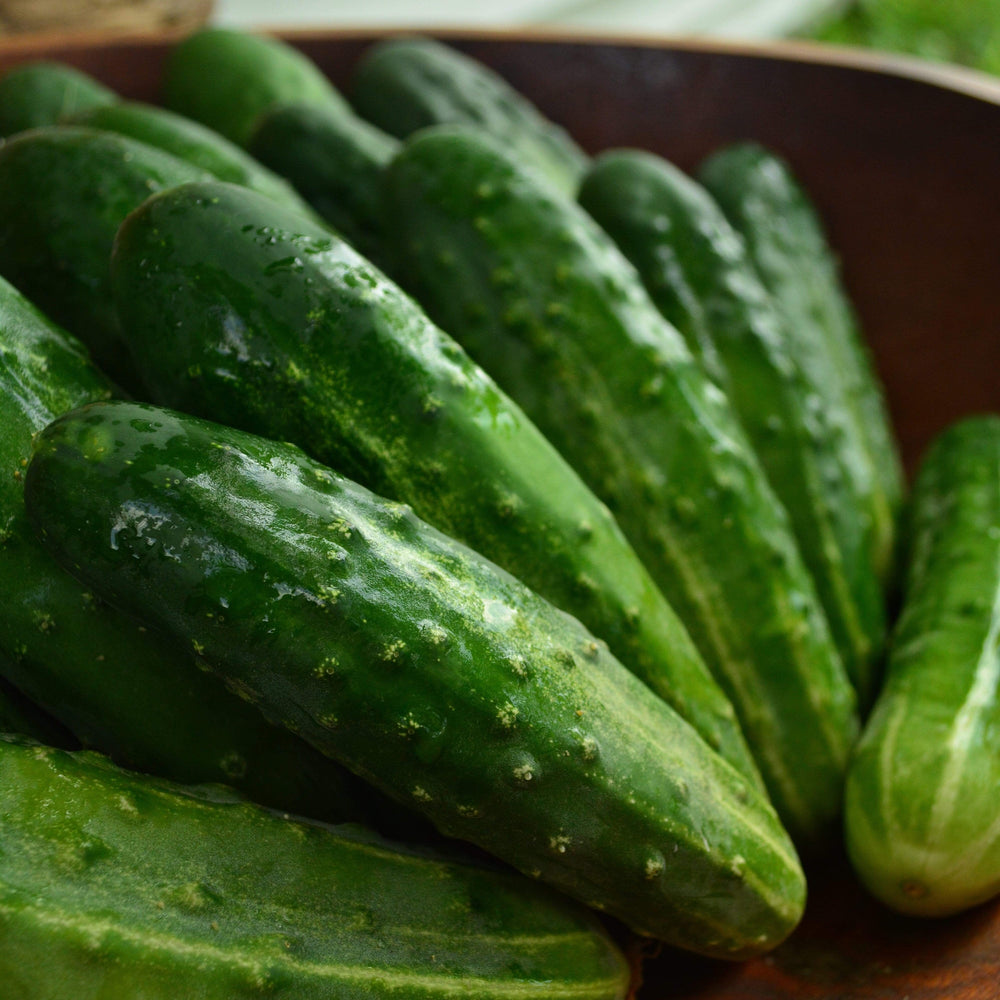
[351, 36, 587, 195]
[383, 126, 860, 847]
[27, 401, 806, 958]
[0, 61, 115, 137]
[0, 737, 631, 999]
[68, 100, 316, 218]
[247, 101, 399, 263]
[110, 180, 759, 789]
[699, 143, 903, 588]
[0, 274, 369, 823]
[0, 125, 208, 390]
[0, 670, 77, 748]
[845, 416, 1000, 916]
[580, 149, 886, 708]
[163, 27, 350, 148]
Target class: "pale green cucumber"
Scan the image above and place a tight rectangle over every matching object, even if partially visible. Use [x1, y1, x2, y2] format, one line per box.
[26, 399, 807, 957]
[845, 415, 1000, 915]
[0, 60, 115, 136]
[0, 736, 631, 999]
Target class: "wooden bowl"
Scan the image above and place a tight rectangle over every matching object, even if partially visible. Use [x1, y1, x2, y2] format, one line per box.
[2, 27, 999, 999]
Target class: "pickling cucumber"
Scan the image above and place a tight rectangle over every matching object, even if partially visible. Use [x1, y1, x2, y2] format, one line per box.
[699, 143, 903, 588]
[579, 149, 886, 707]
[246, 101, 399, 262]
[69, 100, 317, 218]
[382, 126, 860, 846]
[163, 27, 350, 147]
[0, 273, 369, 823]
[351, 36, 588, 195]
[110, 179, 760, 787]
[0, 60, 114, 137]
[26, 399, 806, 957]
[0, 125, 207, 390]
[0, 735, 631, 999]
[845, 415, 1000, 915]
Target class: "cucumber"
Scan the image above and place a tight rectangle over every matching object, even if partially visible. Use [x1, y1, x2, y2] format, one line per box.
[0, 671, 77, 748]
[579, 149, 886, 708]
[246, 101, 399, 263]
[0, 125, 208, 390]
[163, 27, 350, 148]
[26, 399, 807, 958]
[68, 100, 317, 218]
[110, 179, 760, 787]
[382, 126, 860, 847]
[845, 415, 1000, 915]
[0, 61, 115, 137]
[0, 273, 370, 823]
[351, 36, 587, 195]
[699, 143, 903, 587]
[0, 736, 631, 999]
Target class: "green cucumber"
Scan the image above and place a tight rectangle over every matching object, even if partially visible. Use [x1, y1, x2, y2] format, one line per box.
[351, 36, 587, 195]
[845, 415, 1000, 915]
[0, 273, 369, 822]
[383, 126, 860, 847]
[579, 149, 886, 708]
[0, 671, 77, 748]
[163, 27, 349, 148]
[699, 143, 903, 587]
[0, 125, 208, 390]
[0, 61, 115, 137]
[110, 179, 760, 787]
[246, 101, 399, 262]
[27, 399, 806, 957]
[0, 736, 630, 999]
[68, 100, 317, 218]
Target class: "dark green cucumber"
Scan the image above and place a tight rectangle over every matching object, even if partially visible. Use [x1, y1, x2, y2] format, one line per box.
[110, 179, 759, 787]
[383, 126, 860, 847]
[27, 400, 807, 957]
[0, 61, 115, 136]
[247, 101, 399, 262]
[0, 671, 77, 748]
[579, 149, 886, 708]
[0, 125, 208, 390]
[351, 36, 587, 195]
[68, 100, 317, 218]
[0, 736, 631, 999]
[163, 27, 350, 147]
[699, 143, 903, 587]
[0, 273, 369, 822]
[845, 415, 1000, 916]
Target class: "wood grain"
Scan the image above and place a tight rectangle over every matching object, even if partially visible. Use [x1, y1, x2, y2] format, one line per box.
[1, 28, 999, 998]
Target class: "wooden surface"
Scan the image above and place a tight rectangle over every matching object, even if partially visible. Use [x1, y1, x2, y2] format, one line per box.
[1, 27, 1000, 998]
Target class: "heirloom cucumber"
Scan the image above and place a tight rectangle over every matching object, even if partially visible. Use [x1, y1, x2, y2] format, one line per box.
[845, 415, 1000, 915]
[247, 101, 400, 263]
[579, 149, 886, 707]
[351, 36, 587, 195]
[0, 60, 114, 137]
[0, 125, 208, 390]
[383, 126, 860, 846]
[0, 736, 631, 999]
[69, 100, 317, 218]
[26, 400, 806, 957]
[699, 143, 903, 587]
[163, 27, 350, 148]
[110, 179, 759, 786]
[0, 273, 369, 823]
